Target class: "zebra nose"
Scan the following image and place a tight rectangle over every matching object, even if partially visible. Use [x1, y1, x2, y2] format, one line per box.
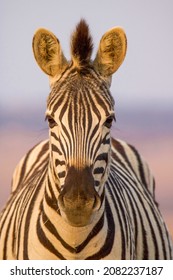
[58, 192, 101, 227]
[59, 191, 100, 212]
[58, 166, 101, 226]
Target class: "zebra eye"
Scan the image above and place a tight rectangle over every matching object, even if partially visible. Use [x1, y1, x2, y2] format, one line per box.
[47, 116, 57, 128]
[104, 116, 114, 129]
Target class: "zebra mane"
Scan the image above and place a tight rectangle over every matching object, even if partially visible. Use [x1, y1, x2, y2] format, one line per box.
[71, 19, 93, 68]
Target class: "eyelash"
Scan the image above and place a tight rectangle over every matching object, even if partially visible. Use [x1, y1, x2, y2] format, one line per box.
[104, 115, 115, 128]
[46, 116, 57, 128]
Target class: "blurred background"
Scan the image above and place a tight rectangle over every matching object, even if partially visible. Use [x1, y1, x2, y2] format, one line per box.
[0, 0, 172, 238]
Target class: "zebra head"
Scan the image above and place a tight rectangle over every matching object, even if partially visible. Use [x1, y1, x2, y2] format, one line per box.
[33, 20, 127, 227]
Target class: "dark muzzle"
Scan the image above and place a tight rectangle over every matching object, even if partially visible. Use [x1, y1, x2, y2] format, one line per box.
[58, 166, 101, 227]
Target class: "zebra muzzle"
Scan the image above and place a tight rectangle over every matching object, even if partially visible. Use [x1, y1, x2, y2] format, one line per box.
[58, 166, 101, 227]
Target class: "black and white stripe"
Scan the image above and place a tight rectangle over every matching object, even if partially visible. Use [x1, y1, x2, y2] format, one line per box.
[0, 139, 172, 259]
[0, 19, 172, 259]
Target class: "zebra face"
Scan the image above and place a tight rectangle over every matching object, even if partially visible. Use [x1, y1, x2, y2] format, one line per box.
[33, 19, 127, 226]
[46, 72, 115, 226]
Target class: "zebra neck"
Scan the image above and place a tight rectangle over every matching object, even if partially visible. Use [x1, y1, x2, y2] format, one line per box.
[51, 208, 106, 249]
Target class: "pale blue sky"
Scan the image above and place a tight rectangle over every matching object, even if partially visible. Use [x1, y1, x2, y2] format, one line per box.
[0, 0, 173, 112]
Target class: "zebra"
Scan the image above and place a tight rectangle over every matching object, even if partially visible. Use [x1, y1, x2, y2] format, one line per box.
[0, 19, 172, 260]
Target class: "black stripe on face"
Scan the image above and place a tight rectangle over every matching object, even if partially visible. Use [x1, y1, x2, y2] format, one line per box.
[102, 132, 111, 145]
[55, 159, 66, 167]
[58, 171, 66, 179]
[95, 153, 108, 162]
[93, 167, 104, 175]
[95, 180, 100, 187]
[50, 132, 59, 142]
[52, 144, 62, 154]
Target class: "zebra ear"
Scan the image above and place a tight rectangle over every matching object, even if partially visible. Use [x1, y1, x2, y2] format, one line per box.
[93, 27, 127, 77]
[32, 28, 68, 77]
